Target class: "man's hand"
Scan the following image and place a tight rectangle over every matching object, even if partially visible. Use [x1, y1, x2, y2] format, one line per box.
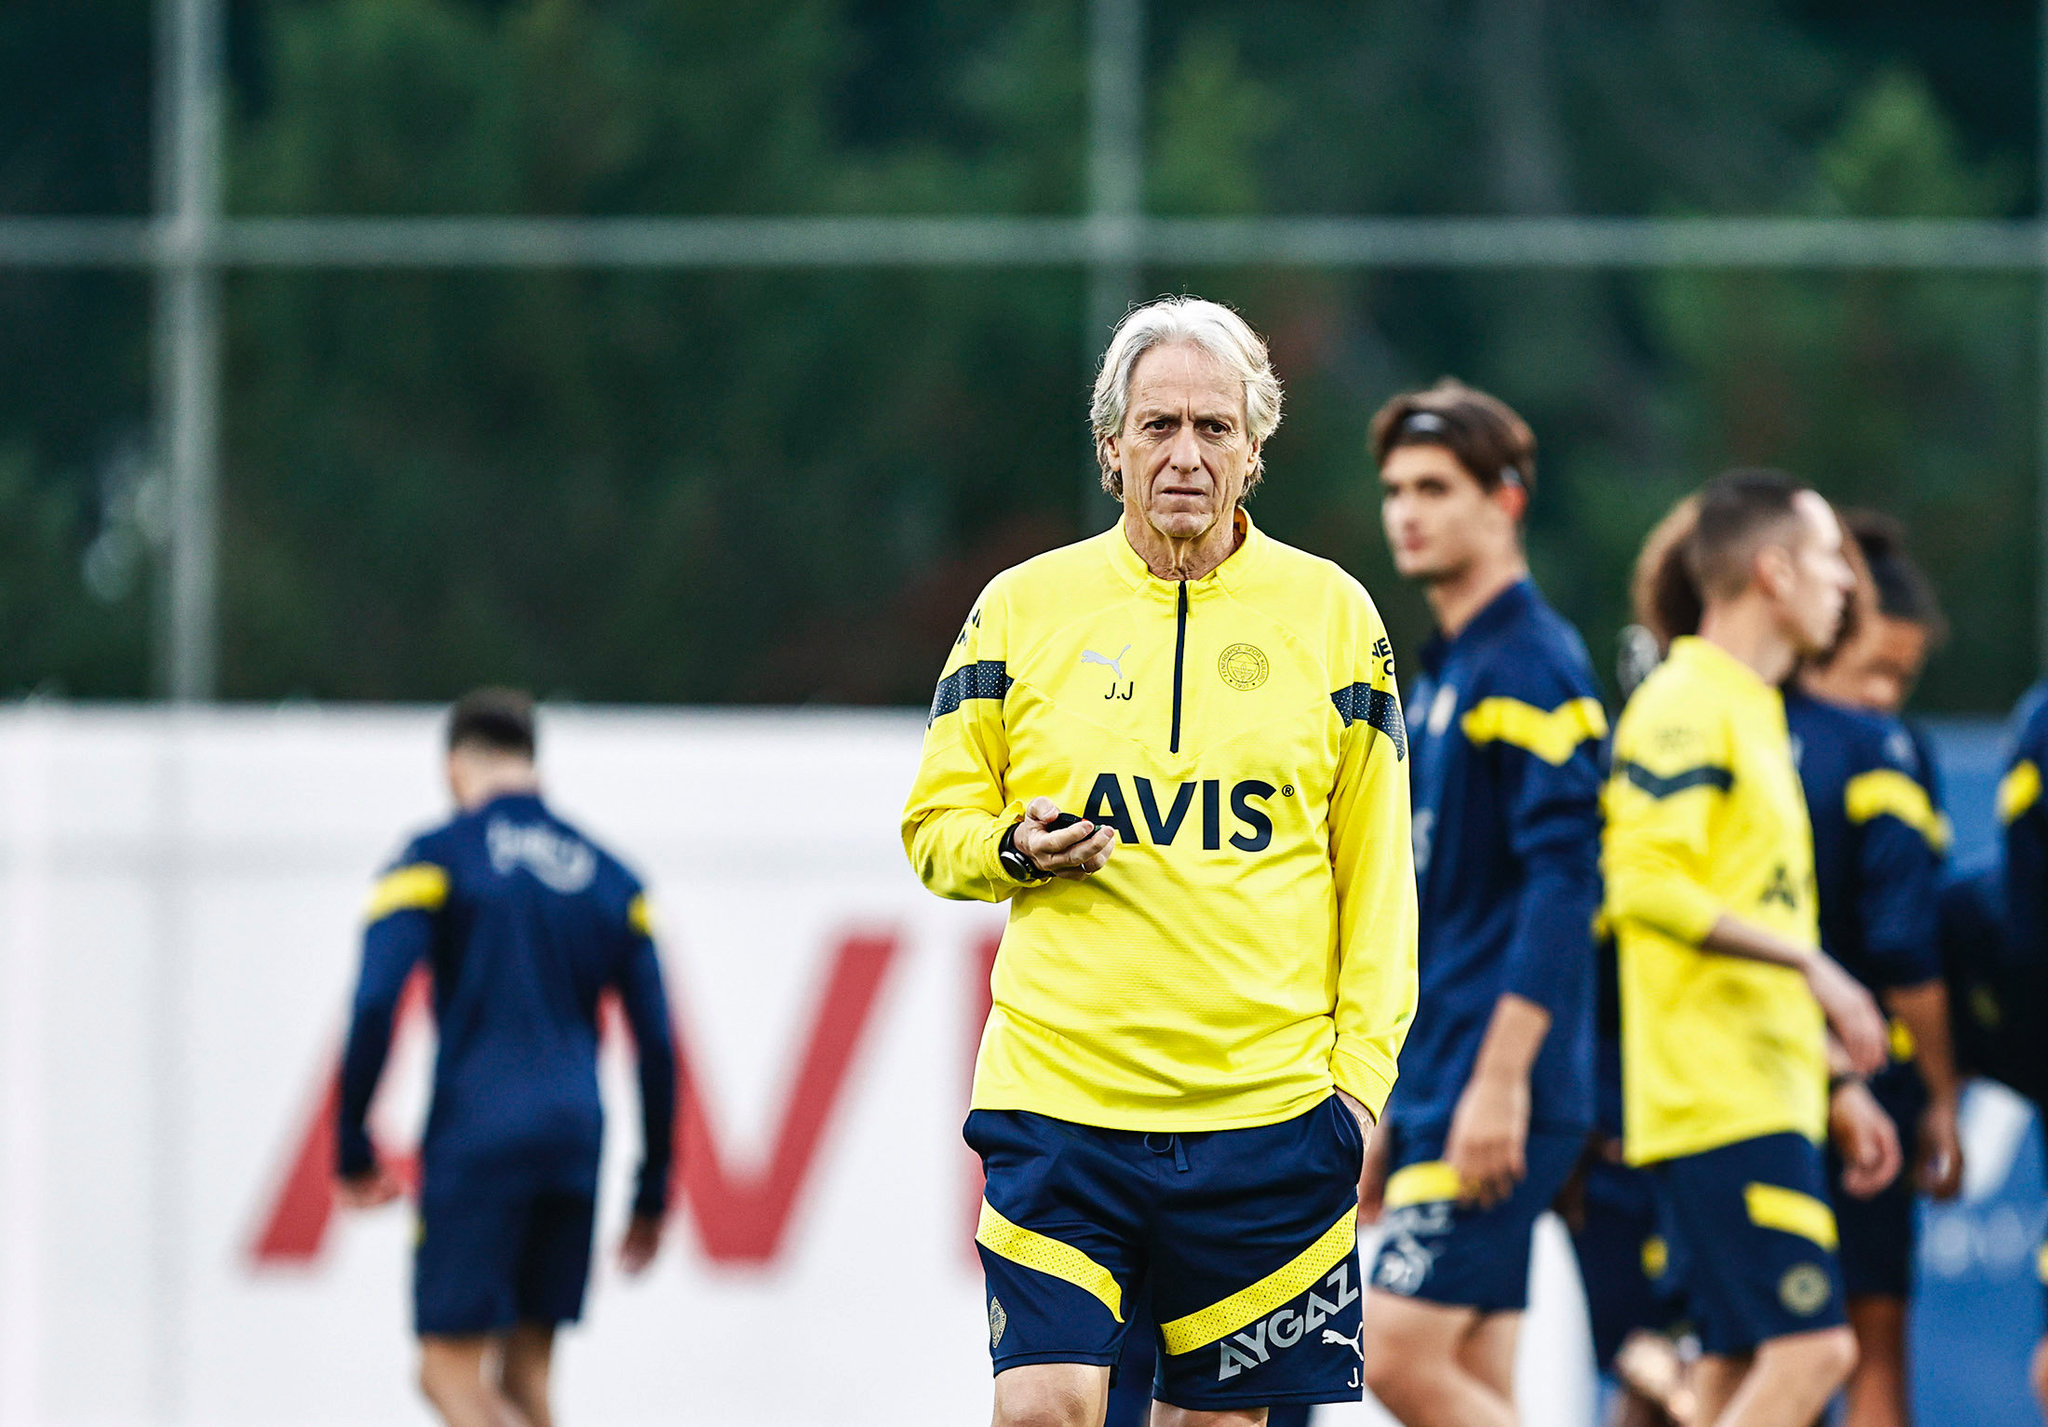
[1806, 953, 1889, 1077]
[1444, 1071, 1530, 1210]
[1012, 797, 1115, 880]
[618, 1212, 665, 1275]
[1830, 1079, 1903, 1199]
[1347, 1092, 1390, 1224]
[1916, 1094, 1965, 1200]
[335, 1164, 405, 1209]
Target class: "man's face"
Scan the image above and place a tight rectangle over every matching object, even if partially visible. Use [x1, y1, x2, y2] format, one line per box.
[1379, 443, 1510, 584]
[1778, 491, 1857, 658]
[1107, 342, 1258, 543]
[1808, 613, 1931, 715]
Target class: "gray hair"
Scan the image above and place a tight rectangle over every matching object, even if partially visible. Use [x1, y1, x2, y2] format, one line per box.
[1089, 296, 1284, 500]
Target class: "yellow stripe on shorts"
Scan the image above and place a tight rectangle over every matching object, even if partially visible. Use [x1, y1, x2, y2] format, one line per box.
[1744, 1182, 1838, 1250]
[364, 863, 449, 922]
[1157, 1207, 1358, 1356]
[975, 1200, 1123, 1323]
[1382, 1160, 1463, 1209]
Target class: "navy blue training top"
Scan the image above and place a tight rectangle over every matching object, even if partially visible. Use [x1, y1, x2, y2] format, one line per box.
[2005, 680, 2048, 970]
[1784, 687, 1945, 995]
[337, 791, 678, 1215]
[1392, 579, 1605, 1135]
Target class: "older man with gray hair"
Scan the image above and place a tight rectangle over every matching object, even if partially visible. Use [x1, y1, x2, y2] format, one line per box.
[903, 296, 1418, 1426]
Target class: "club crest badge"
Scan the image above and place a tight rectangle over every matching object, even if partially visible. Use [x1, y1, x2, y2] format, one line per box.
[1218, 643, 1269, 691]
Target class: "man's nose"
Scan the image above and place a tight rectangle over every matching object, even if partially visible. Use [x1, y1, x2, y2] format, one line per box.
[1167, 425, 1204, 472]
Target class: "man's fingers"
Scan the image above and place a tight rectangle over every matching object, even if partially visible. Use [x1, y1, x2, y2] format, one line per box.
[1024, 796, 1060, 822]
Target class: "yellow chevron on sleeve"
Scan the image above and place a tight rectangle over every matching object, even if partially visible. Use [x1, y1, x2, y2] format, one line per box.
[975, 1200, 1123, 1324]
[364, 863, 448, 922]
[1461, 696, 1608, 766]
[1744, 1182, 1838, 1250]
[1844, 769, 1949, 851]
[1158, 1207, 1358, 1355]
[2001, 760, 2042, 826]
[1383, 1160, 1463, 1209]
[628, 893, 655, 938]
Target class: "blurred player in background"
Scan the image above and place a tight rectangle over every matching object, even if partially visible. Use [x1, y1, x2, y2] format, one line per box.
[904, 296, 1416, 1426]
[336, 689, 679, 1427]
[1563, 497, 1711, 1427]
[1788, 509, 1961, 1427]
[1356, 381, 1604, 1427]
[1604, 472, 1897, 1427]
[2004, 678, 2048, 1412]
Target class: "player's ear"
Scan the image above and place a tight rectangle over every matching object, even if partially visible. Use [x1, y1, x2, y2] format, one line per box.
[1753, 541, 1796, 600]
[1491, 480, 1528, 526]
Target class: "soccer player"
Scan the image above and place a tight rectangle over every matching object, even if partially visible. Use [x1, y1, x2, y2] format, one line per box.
[1604, 472, 1898, 1427]
[1788, 510, 1961, 1427]
[1356, 380, 1604, 1427]
[903, 295, 1417, 1427]
[2004, 681, 2048, 1413]
[1563, 498, 1712, 1427]
[336, 689, 678, 1427]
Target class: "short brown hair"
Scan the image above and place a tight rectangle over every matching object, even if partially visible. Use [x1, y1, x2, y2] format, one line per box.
[1631, 494, 1703, 651]
[1369, 379, 1537, 501]
[447, 687, 536, 758]
[1684, 468, 1811, 603]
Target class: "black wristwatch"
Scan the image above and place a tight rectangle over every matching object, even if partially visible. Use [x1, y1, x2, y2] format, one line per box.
[998, 821, 1054, 883]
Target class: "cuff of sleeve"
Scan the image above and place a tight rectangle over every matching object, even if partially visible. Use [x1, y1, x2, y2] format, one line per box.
[1331, 1043, 1399, 1123]
[981, 800, 1031, 888]
[1614, 882, 1723, 947]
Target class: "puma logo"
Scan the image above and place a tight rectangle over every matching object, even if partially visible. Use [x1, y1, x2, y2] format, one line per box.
[1081, 645, 1131, 680]
[1323, 1326, 1364, 1361]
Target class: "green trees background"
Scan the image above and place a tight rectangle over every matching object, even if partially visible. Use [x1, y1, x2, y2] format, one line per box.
[0, 0, 2038, 710]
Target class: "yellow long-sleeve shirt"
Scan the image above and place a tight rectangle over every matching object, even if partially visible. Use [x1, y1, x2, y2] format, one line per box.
[902, 511, 1418, 1131]
[1604, 636, 1828, 1165]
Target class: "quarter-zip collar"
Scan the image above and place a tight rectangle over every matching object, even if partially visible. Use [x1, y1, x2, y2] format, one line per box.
[1102, 505, 1266, 597]
[1419, 577, 1537, 680]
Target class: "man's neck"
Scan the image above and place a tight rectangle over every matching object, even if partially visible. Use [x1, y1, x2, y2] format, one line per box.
[1121, 507, 1243, 582]
[457, 763, 541, 812]
[1696, 595, 1797, 687]
[1425, 557, 1527, 640]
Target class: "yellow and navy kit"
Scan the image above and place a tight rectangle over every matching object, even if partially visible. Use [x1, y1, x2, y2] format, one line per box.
[1603, 637, 1828, 1165]
[2003, 680, 2048, 971]
[902, 511, 1418, 1131]
[1392, 578, 1605, 1137]
[339, 792, 677, 1213]
[1786, 686, 1946, 998]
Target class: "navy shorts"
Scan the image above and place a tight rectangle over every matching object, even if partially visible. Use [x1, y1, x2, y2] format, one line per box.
[966, 1098, 1367, 1411]
[1367, 1123, 1583, 1314]
[1829, 1065, 1924, 1301]
[414, 1182, 596, 1337]
[1569, 1153, 1689, 1367]
[1655, 1133, 1845, 1356]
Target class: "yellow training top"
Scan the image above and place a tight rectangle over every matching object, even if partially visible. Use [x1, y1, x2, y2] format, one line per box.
[1603, 636, 1828, 1165]
[902, 511, 1417, 1131]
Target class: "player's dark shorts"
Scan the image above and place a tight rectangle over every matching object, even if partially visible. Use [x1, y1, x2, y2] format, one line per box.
[1829, 1062, 1924, 1300]
[965, 1097, 1367, 1411]
[1569, 1151, 1689, 1368]
[1365, 1123, 1583, 1314]
[414, 1180, 597, 1336]
[1653, 1132, 1845, 1355]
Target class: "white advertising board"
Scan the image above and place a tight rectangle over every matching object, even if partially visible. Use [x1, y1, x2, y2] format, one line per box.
[0, 706, 1593, 1427]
